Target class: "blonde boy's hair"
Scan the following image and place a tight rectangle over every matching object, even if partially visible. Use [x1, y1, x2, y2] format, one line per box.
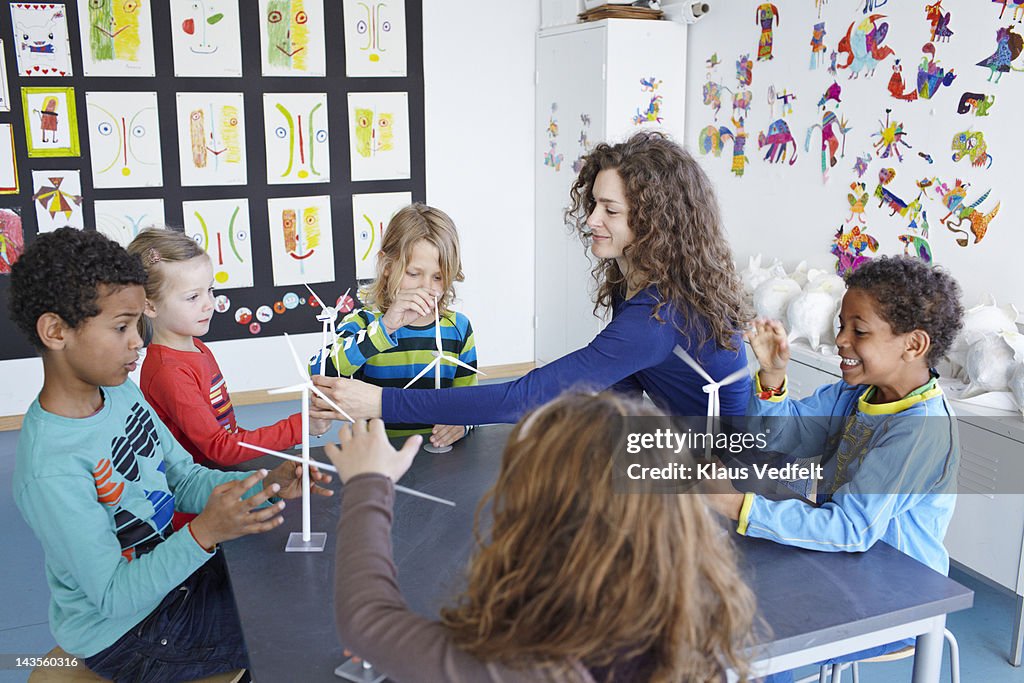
[363, 204, 464, 315]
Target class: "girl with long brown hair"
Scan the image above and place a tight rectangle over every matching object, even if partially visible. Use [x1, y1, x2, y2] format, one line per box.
[312, 131, 752, 429]
[326, 392, 756, 682]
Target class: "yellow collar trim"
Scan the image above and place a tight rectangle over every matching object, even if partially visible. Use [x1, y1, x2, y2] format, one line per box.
[857, 381, 942, 415]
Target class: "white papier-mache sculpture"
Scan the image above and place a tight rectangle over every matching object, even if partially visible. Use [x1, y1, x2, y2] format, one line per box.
[946, 296, 1020, 381]
[962, 332, 1024, 398]
[804, 270, 847, 304]
[786, 291, 839, 351]
[740, 254, 786, 302]
[753, 277, 802, 323]
[787, 260, 810, 288]
[1010, 364, 1024, 419]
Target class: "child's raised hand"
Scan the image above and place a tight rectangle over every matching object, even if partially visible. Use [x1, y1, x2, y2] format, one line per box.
[190, 470, 286, 548]
[263, 461, 334, 500]
[745, 318, 790, 386]
[324, 419, 421, 484]
[309, 416, 332, 436]
[430, 425, 467, 449]
[381, 288, 437, 334]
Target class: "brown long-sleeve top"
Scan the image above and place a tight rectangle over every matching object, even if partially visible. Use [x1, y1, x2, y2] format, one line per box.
[334, 474, 597, 683]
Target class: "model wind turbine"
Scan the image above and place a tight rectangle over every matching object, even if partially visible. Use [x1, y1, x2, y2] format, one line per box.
[304, 282, 349, 376]
[240, 333, 355, 552]
[672, 345, 749, 459]
[402, 296, 485, 453]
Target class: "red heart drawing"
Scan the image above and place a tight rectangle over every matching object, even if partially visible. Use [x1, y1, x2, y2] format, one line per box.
[33, 65, 40, 71]
[59, 71, 65, 76]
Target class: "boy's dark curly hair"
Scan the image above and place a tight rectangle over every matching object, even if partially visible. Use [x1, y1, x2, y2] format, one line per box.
[844, 256, 964, 365]
[9, 227, 147, 350]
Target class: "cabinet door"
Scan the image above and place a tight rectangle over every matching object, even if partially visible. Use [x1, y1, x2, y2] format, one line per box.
[535, 26, 606, 364]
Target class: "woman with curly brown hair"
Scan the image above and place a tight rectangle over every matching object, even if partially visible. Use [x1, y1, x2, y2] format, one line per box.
[312, 131, 752, 433]
[325, 392, 757, 682]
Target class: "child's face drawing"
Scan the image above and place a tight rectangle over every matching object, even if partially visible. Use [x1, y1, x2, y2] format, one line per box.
[60, 284, 145, 387]
[586, 169, 634, 263]
[145, 255, 216, 341]
[356, 0, 392, 62]
[266, 0, 308, 68]
[836, 288, 926, 400]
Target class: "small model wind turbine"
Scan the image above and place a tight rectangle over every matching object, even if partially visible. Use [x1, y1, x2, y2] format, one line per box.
[240, 333, 355, 552]
[402, 296, 485, 453]
[305, 282, 350, 377]
[672, 345, 749, 459]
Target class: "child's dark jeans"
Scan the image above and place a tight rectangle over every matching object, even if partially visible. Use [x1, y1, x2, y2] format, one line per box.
[83, 550, 249, 682]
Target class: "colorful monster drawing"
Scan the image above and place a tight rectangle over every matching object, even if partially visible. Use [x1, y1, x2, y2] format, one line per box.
[898, 234, 933, 263]
[816, 0, 828, 18]
[888, 60, 918, 101]
[847, 182, 869, 223]
[736, 53, 753, 86]
[804, 110, 851, 180]
[702, 79, 726, 119]
[14, 4, 72, 76]
[937, 179, 1001, 246]
[853, 153, 871, 178]
[924, 2, 953, 42]
[267, 95, 329, 183]
[356, 0, 393, 64]
[723, 117, 749, 177]
[755, 4, 779, 61]
[179, 0, 225, 54]
[640, 76, 661, 91]
[837, 14, 895, 79]
[997, 0, 1024, 22]
[818, 81, 842, 108]
[827, 50, 838, 76]
[32, 176, 82, 221]
[633, 95, 663, 125]
[543, 141, 563, 171]
[776, 89, 797, 117]
[0, 208, 24, 274]
[917, 43, 956, 99]
[831, 224, 879, 276]
[266, 0, 309, 71]
[572, 114, 592, 174]
[951, 130, 993, 168]
[873, 167, 911, 217]
[977, 26, 1024, 83]
[957, 92, 995, 116]
[863, 0, 888, 12]
[86, 93, 162, 188]
[758, 118, 797, 165]
[810, 22, 827, 70]
[871, 109, 911, 162]
[87, 0, 143, 63]
[706, 53, 721, 70]
[698, 125, 728, 157]
[186, 199, 252, 287]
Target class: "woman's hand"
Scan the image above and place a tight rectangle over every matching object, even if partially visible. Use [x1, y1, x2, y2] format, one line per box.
[380, 288, 438, 334]
[311, 376, 383, 420]
[430, 425, 468, 449]
[324, 419, 422, 484]
[745, 318, 790, 389]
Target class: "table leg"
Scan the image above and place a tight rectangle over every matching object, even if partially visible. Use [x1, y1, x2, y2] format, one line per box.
[911, 615, 946, 683]
[1011, 593, 1024, 667]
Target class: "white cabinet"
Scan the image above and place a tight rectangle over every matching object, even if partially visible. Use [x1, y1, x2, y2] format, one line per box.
[534, 19, 686, 364]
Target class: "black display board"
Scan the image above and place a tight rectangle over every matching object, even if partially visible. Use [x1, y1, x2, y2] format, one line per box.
[0, 0, 426, 361]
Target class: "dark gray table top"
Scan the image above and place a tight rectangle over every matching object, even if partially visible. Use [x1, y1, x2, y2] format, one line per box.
[223, 424, 973, 682]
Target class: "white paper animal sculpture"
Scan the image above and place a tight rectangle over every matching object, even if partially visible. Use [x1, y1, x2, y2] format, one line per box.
[948, 296, 1020, 380]
[962, 332, 1024, 398]
[1009, 363, 1024, 419]
[740, 254, 786, 298]
[787, 260, 810, 288]
[804, 270, 847, 304]
[753, 277, 802, 323]
[787, 291, 838, 351]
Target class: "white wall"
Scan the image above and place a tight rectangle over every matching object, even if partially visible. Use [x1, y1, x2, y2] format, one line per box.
[0, 1, 540, 417]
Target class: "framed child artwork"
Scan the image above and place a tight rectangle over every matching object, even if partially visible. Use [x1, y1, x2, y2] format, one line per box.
[0, 124, 18, 193]
[21, 87, 80, 157]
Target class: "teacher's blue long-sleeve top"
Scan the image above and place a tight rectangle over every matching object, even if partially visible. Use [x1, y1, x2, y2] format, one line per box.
[382, 288, 751, 424]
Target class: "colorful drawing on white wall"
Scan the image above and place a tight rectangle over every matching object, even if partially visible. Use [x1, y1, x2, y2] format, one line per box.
[831, 223, 878, 276]
[810, 22, 827, 70]
[542, 102, 563, 172]
[815, 0, 828, 18]
[818, 81, 842, 109]
[736, 53, 753, 86]
[852, 152, 872, 177]
[263, 92, 329, 184]
[77, 0, 156, 76]
[94, 198, 164, 246]
[572, 113, 592, 174]
[873, 167, 910, 219]
[702, 77, 725, 120]
[726, 118, 749, 177]
[0, 125, 18, 194]
[21, 87, 79, 157]
[351, 191, 410, 280]
[957, 92, 995, 116]
[951, 130, 993, 168]
[183, 198, 253, 288]
[924, 2, 953, 42]
[871, 109, 910, 163]
[847, 182, 869, 223]
[267, 194, 335, 286]
[862, 0, 888, 13]
[86, 91, 163, 188]
[634, 78, 664, 126]
[776, 88, 796, 118]
[804, 110, 851, 182]
[995, 0, 1024, 22]
[347, 91, 411, 181]
[917, 43, 956, 99]
[0, 208, 24, 275]
[898, 233, 933, 262]
[977, 26, 1023, 84]
[887, 59, 917, 101]
[177, 92, 247, 186]
[936, 178, 1000, 246]
[259, 0, 326, 77]
[10, 4, 73, 77]
[837, 15, 894, 79]
[169, 0, 243, 77]
[32, 170, 84, 232]
[758, 118, 797, 165]
[343, 0, 407, 77]
[755, 3, 779, 61]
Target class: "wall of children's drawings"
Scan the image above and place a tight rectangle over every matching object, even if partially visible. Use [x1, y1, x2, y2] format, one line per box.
[685, 0, 1023, 315]
[0, 0, 425, 362]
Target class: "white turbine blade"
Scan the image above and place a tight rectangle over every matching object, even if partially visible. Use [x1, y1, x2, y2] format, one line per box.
[239, 441, 306, 462]
[439, 354, 486, 376]
[403, 358, 440, 389]
[308, 383, 355, 423]
[268, 383, 308, 394]
[304, 282, 326, 311]
[395, 484, 456, 507]
[282, 333, 311, 380]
